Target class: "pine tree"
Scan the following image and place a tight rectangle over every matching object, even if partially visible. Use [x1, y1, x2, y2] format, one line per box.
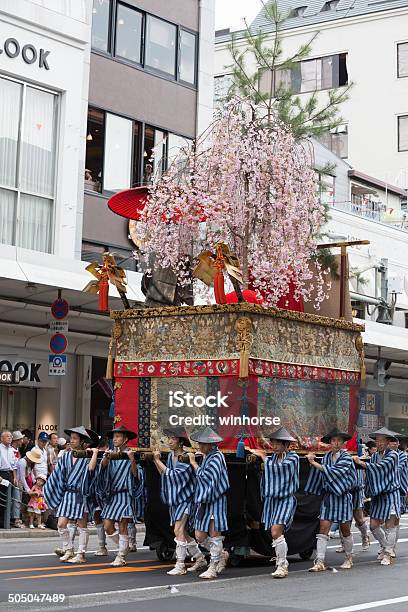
[226, 0, 353, 140]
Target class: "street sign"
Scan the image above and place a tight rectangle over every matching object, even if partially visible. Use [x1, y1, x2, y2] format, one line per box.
[49, 333, 68, 354]
[0, 371, 19, 384]
[48, 354, 67, 376]
[49, 320, 69, 333]
[51, 298, 69, 320]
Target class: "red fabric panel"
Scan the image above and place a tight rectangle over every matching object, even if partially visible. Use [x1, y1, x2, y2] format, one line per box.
[114, 378, 139, 448]
[276, 279, 304, 312]
[346, 385, 360, 452]
[217, 376, 258, 450]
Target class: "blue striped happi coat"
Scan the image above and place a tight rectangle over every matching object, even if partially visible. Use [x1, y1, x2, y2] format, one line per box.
[261, 451, 299, 531]
[304, 450, 356, 523]
[193, 449, 229, 533]
[352, 467, 365, 510]
[397, 450, 408, 514]
[365, 449, 400, 520]
[81, 458, 104, 520]
[44, 451, 89, 519]
[98, 455, 144, 521]
[161, 452, 196, 526]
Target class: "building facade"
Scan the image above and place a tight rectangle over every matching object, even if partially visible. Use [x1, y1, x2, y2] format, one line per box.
[0, 0, 216, 436]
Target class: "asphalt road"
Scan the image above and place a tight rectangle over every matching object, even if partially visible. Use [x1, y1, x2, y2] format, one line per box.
[0, 517, 408, 612]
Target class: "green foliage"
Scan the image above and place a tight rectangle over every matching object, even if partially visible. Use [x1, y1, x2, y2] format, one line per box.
[225, 0, 353, 140]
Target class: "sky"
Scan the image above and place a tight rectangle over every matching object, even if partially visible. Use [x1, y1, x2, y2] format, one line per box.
[215, 0, 263, 32]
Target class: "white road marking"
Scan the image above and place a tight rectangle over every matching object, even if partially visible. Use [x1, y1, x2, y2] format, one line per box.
[320, 595, 408, 612]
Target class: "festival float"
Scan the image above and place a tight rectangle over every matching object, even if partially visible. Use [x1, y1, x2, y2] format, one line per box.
[85, 103, 366, 563]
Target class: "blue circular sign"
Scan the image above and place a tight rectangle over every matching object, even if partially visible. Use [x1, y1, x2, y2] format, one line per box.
[51, 298, 69, 320]
[50, 333, 67, 354]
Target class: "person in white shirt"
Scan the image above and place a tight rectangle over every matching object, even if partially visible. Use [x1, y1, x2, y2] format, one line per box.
[0, 430, 17, 484]
[11, 431, 25, 527]
[33, 432, 49, 479]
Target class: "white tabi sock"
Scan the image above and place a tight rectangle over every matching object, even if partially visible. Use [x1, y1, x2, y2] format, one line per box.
[356, 521, 368, 539]
[108, 530, 120, 545]
[58, 527, 70, 552]
[77, 527, 89, 554]
[342, 535, 353, 557]
[273, 535, 288, 567]
[316, 534, 329, 562]
[208, 536, 224, 563]
[200, 536, 211, 551]
[174, 539, 188, 562]
[118, 534, 129, 558]
[187, 540, 201, 559]
[96, 523, 106, 548]
[371, 526, 387, 550]
[67, 523, 77, 548]
[385, 527, 397, 554]
[128, 522, 136, 544]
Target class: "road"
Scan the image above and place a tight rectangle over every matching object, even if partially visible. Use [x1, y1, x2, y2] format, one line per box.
[1, 517, 408, 612]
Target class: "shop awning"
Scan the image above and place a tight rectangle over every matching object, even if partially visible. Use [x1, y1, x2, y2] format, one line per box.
[357, 318, 408, 380]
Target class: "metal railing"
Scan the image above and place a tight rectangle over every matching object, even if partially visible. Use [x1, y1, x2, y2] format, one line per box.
[0, 483, 12, 529]
[331, 200, 408, 231]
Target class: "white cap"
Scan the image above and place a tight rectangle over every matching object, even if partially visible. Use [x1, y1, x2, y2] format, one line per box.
[57, 437, 66, 446]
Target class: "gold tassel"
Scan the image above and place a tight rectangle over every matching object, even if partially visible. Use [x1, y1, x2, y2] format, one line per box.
[355, 335, 366, 383]
[106, 339, 114, 379]
[235, 317, 253, 379]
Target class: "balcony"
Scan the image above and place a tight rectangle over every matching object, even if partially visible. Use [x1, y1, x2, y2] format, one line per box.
[331, 198, 408, 232]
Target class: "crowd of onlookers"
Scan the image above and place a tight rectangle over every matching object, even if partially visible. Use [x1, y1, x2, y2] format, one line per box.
[0, 429, 68, 528]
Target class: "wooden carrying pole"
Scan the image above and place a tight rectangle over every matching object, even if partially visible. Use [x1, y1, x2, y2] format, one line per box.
[317, 240, 370, 319]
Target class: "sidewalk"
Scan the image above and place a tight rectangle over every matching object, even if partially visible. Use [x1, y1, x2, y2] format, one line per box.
[0, 524, 146, 539]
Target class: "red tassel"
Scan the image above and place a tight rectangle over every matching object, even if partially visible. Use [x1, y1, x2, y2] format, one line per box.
[214, 270, 226, 304]
[99, 276, 109, 311]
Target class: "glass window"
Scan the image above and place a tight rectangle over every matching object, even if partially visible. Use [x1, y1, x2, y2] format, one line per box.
[398, 43, 408, 78]
[0, 78, 21, 188]
[92, 0, 111, 52]
[398, 115, 408, 152]
[115, 3, 142, 64]
[0, 77, 57, 253]
[85, 108, 105, 193]
[143, 126, 167, 183]
[167, 133, 192, 170]
[145, 15, 177, 76]
[103, 113, 132, 192]
[20, 87, 57, 196]
[179, 30, 196, 84]
[132, 121, 141, 187]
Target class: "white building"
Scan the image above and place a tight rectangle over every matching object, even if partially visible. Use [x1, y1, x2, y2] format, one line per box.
[215, 2, 408, 435]
[215, 0, 408, 189]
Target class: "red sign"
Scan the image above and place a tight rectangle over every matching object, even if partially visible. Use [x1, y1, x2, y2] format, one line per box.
[50, 333, 67, 354]
[51, 298, 69, 320]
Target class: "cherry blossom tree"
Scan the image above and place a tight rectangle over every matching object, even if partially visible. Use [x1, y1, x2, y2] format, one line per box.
[138, 102, 328, 308]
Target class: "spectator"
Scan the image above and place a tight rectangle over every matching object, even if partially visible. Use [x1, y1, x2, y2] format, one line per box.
[57, 437, 67, 458]
[27, 475, 48, 529]
[11, 431, 25, 528]
[364, 440, 377, 457]
[16, 448, 42, 526]
[0, 430, 18, 528]
[47, 433, 59, 473]
[20, 430, 34, 458]
[33, 432, 49, 479]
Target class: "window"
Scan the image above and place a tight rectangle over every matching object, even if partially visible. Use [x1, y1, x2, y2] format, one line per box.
[397, 43, 408, 78]
[317, 124, 348, 159]
[179, 30, 197, 84]
[321, 0, 339, 11]
[143, 126, 167, 183]
[90, 2, 198, 87]
[398, 115, 408, 152]
[115, 3, 142, 64]
[91, 0, 111, 52]
[145, 15, 177, 77]
[0, 76, 57, 253]
[261, 53, 348, 95]
[82, 241, 137, 271]
[85, 109, 105, 193]
[292, 6, 307, 17]
[103, 114, 133, 192]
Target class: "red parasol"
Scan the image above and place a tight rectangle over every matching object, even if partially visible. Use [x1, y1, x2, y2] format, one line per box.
[108, 186, 149, 221]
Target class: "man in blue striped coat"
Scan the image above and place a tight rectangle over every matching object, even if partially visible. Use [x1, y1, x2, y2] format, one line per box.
[305, 429, 356, 572]
[96, 425, 144, 567]
[388, 434, 408, 558]
[188, 427, 230, 580]
[44, 426, 93, 564]
[249, 427, 299, 579]
[153, 427, 205, 576]
[353, 427, 401, 566]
